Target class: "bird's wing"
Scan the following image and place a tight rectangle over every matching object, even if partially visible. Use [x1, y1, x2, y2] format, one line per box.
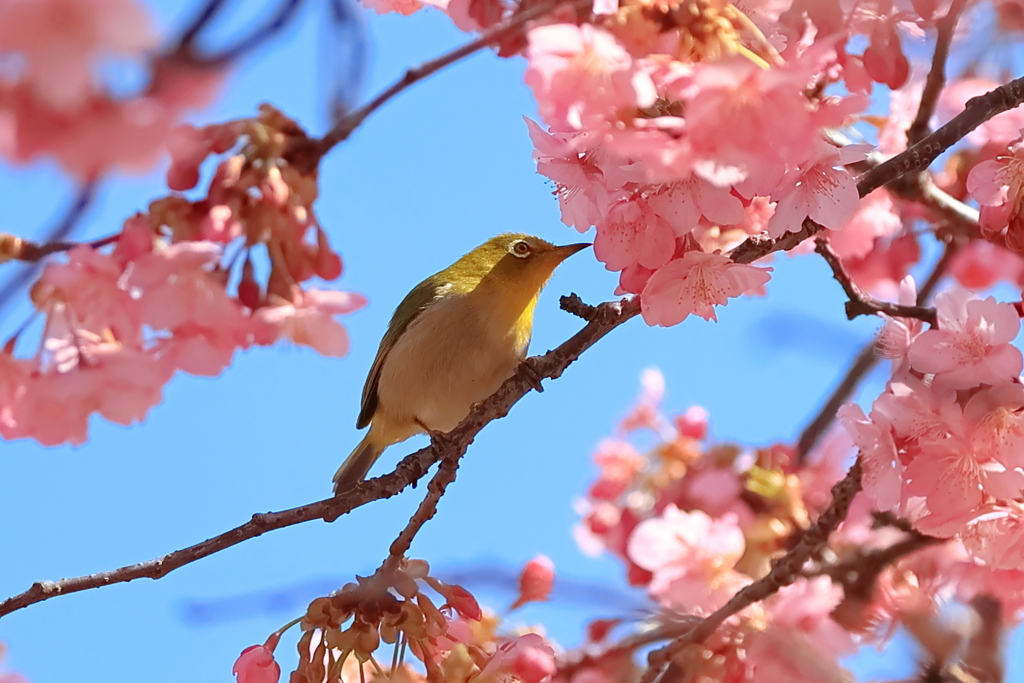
[356, 279, 446, 429]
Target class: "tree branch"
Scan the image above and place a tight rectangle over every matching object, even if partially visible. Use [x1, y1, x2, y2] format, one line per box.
[814, 236, 938, 325]
[285, 0, 592, 173]
[376, 436, 462, 578]
[907, 0, 971, 146]
[0, 295, 640, 620]
[817, 529, 942, 599]
[639, 459, 864, 683]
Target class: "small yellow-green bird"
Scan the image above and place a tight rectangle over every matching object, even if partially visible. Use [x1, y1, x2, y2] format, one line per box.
[332, 233, 590, 494]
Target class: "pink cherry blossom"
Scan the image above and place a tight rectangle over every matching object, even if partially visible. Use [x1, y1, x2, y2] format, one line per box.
[640, 251, 772, 325]
[862, 15, 910, 89]
[35, 245, 140, 345]
[511, 556, 555, 610]
[828, 189, 902, 261]
[875, 276, 922, 366]
[962, 382, 1024, 471]
[478, 633, 556, 683]
[628, 506, 748, 612]
[838, 403, 903, 512]
[872, 378, 964, 451]
[252, 289, 368, 357]
[907, 287, 1022, 390]
[4, 367, 97, 446]
[0, 0, 156, 111]
[128, 242, 251, 359]
[962, 504, 1024, 570]
[903, 446, 983, 537]
[525, 24, 656, 132]
[949, 240, 1024, 290]
[593, 196, 675, 271]
[967, 140, 1024, 255]
[747, 578, 855, 683]
[589, 439, 644, 501]
[682, 54, 825, 188]
[767, 141, 865, 238]
[646, 175, 745, 234]
[527, 121, 609, 228]
[363, 0, 423, 15]
[618, 366, 673, 436]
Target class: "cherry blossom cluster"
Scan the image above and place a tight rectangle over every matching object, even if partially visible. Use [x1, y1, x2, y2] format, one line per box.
[572, 368, 1020, 682]
[841, 282, 1024, 567]
[356, 0, 1024, 324]
[0, 106, 365, 446]
[233, 557, 559, 683]
[0, 0, 223, 176]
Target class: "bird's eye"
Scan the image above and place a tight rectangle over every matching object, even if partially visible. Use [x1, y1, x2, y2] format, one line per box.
[511, 240, 531, 258]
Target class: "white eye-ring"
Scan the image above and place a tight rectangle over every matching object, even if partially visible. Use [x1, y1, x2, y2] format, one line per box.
[511, 240, 531, 258]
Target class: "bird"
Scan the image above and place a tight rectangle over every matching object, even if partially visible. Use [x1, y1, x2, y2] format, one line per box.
[332, 233, 590, 494]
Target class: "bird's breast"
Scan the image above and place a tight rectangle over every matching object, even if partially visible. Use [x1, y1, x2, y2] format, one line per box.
[374, 293, 531, 435]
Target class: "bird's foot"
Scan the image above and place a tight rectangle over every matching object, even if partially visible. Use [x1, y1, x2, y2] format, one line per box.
[517, 357, 546, 393]
[420, 421, 456, 454]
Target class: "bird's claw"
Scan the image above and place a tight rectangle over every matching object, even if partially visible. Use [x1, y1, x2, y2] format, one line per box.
[426, 428, 455, 453]
[517, 357, 545, 393]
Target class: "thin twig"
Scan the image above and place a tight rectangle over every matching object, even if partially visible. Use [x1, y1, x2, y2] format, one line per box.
[795, 341, 879, 460]
[0, 182, 99, 318]
[639, 459, 864, 683]
[0, 295, 640, 619]
[814, 237, 938, 325]
[1, 232, 120, 264]
[729, 75, 1024, 264]
[817, 530, 942, 598]
[377, 438, 462, 578]
[285, 0, 592, 173]
[907, 0, 971, 145]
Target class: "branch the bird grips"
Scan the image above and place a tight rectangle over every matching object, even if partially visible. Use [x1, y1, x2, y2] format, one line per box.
[332, 233, 589, 493]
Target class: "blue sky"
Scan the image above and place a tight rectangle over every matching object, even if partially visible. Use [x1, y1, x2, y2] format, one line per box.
[0, 1, 1018, 682]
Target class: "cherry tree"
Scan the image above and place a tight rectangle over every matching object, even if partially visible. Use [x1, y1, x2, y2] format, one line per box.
[2, 0, 1024, 682]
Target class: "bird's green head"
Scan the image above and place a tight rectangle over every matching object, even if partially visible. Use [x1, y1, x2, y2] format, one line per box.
[442, 233, 590, 295]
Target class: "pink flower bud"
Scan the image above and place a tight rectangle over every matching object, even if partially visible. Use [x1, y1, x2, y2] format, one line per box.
[232, 635, 280, 683]
[443, 584, 482, 621]
[675, 406, 708, 440]
[511, 555, 554, 610]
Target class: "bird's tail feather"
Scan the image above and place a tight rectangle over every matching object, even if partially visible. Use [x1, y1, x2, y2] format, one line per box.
[333, 434, 383, 495]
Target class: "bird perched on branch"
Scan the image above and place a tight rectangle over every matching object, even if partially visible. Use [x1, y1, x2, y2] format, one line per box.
[333, 233, 590, 494]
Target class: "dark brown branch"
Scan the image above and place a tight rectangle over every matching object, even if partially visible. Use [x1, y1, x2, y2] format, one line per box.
[814, 236, 938, 325]
[640, 459, 864, 683]
[0, 295, 640, 620]
[819, 529, 942, 599]
[0, 232, 119, 264]
[907, 0, 971, 146]
[285, 0, 591, 173]
[795, 340, 878, 460]
[377, 437, 462, 578]
[561, 292, 599, 320]
[729, 75, 1024, 264]
[795, 241, 957, 460]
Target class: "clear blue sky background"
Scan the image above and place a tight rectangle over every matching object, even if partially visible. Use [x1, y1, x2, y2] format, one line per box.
[0, 1, 1019, 682]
